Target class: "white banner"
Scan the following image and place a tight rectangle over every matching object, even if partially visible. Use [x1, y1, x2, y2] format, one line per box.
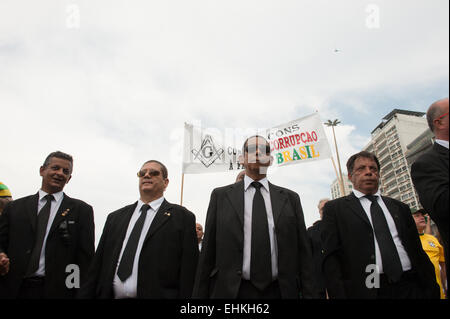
[182, 123, 243, 174]
[266, 112, 332, 167]
[182, 112, 332, 174]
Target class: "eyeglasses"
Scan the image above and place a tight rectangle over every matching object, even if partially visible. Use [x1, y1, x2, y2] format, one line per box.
[245, 144, 271, 155]
[435, 112, 449, 121]
[137, 169, 161, 178]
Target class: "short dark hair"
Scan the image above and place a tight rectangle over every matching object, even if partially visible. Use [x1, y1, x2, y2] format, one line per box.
[143, 160, 168, 179]
[242, 135, 270, 154]
[346, 151, 380, 175]
[43, 151, 73, 171]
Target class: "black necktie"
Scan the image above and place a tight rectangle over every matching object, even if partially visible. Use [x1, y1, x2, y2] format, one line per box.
[26, 194, 54, 277]
[117, 204, 150, 282]
[250, 181, 272, 291]
[365, 195, 403, 282]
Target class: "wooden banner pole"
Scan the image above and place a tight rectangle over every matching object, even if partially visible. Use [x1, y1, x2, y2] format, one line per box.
[180, 173, 185, 206]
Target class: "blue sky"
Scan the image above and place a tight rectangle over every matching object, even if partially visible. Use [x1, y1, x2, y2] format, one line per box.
[1, 0, 448, 245]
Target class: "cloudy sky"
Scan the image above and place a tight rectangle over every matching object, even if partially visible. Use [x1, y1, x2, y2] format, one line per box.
[1, 0, 448, 246]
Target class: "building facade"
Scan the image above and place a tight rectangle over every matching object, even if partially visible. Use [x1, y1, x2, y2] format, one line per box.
[405, 129, 434, 167]
[331, 174, 353, 199]
[362, 109, 428, 210]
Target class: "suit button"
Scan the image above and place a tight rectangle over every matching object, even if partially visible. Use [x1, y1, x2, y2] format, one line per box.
[370, 254, 375, 260]
[25, 250, 31, 254]
[237, 270, 242, 276]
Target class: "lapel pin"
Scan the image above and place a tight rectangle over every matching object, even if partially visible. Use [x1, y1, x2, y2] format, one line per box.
[164, 212, 171, 216]
[61, 208, 70, 217]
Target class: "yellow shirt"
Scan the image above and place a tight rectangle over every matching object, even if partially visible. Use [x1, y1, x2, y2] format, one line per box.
[420, 233, 446, 299]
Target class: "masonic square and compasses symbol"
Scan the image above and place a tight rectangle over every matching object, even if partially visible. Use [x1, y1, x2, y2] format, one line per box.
[191, 135, 224, 167]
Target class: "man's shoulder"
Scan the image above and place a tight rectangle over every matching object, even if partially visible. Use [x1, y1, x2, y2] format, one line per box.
[211, 181, 243, 194]
[307, 220, 322, 232]
[413, 144, 445, 166]
[5, 194, 37, 208]
[380, 195, 410, 211]
[63, 194, 93, 210]
[268, 182, 298, 197]
[107, 203, 137, 219]
[166, 201, 196, 218]
[326, 195, 350, 207]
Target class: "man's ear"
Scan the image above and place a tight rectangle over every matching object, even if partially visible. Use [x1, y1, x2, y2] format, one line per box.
[66, 175, 72, 184]
[164, 178, 169, 190]
[269, 155, 274, 166]
[434, 117, 445, 130]
[39, 166, 45, 177]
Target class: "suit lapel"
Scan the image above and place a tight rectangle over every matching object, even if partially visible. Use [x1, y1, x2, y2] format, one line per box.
[48, 193, 73, 237]
[346, 193, 372, 227]
[268, 183, 287, 225]
[225, 181, 245, 228]
[381, 196, 404, 238]
[144, 199, 172, 242]
[26, 193, 40, 233]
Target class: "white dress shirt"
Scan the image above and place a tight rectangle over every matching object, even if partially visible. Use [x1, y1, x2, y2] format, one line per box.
[33, 189, 64, 277]
[242, 175, 278, 281]
[113, 197, 164, 299]
[352, 189, 412, 273]
[435, 139, 449, 149]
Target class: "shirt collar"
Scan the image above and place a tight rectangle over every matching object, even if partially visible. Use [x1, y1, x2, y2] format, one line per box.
[352, 188, 381, 199]
[244, 175, 269, 192]
[435, 139, 449, 149]
[38, 189, 64, 202]
[138, 196, 165, 213]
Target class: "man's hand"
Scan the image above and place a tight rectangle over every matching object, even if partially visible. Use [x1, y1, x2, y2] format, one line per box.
[0, 252, 10, 275]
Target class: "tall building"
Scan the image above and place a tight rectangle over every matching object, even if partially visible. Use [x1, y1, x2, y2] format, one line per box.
[405, 129, 434, 166]
[362, 109, 428, 210]
[331, 174, 353, 199]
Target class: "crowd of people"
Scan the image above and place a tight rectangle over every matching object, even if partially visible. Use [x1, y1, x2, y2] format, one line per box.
[0, 97, 447, 299]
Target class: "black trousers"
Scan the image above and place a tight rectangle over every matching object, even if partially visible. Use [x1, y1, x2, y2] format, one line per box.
[17, 277, 46, 299]
[237, 279, 282, 299]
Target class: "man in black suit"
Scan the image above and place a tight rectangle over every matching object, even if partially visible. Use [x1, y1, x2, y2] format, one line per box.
[321, 151, 439, 299]
[0, 151, 95, 299]
[79, 160, 198, 299]
[411, 97, 449, 282]
[193, 135, 315, 299]
[307, 198, 329, 299]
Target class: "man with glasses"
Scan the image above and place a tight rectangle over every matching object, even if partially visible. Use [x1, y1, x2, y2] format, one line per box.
[79, 160, 198, 299]
[411, 97, 449, 289]
[193, 135, 315, 299]
[0, 151, 95, 299]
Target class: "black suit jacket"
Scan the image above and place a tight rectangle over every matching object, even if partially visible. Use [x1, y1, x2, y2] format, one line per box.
[192, 180, 315, 299]
[321, 193, 439, 299]
[411, 142, 449, 276]
[0, 193, 95, 299]
[307, 220, 326, 295]
[78, 199, 198, 299]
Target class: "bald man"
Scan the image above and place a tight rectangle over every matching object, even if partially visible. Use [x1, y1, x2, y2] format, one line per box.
[411, 97, 449, 286]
